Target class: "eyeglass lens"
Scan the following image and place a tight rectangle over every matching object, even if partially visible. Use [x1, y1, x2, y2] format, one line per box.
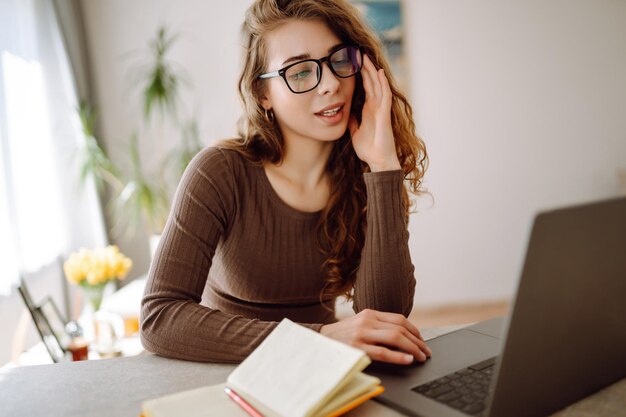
[284, 46, 362, 93]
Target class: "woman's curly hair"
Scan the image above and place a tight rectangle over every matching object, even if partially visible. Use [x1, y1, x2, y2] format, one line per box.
[218, 0, 428, 310]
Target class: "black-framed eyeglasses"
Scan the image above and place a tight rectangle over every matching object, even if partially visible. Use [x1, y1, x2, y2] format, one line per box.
[258, 45, 363, 94]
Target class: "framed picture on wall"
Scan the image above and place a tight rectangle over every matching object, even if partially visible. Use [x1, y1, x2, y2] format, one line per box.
[351, 0, 408, 92]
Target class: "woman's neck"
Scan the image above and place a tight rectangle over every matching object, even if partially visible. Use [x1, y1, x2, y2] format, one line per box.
[262, 136, 334, 213]
[269, 137, 334, 190]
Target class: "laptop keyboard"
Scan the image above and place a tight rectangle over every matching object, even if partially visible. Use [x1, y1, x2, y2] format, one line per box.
[411, 356, 497, 416]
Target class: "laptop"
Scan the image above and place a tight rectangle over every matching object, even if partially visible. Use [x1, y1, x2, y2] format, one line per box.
[366, 196, 626, 417]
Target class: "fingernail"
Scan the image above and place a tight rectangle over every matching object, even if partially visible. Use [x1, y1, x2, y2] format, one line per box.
[426, 346, 433, 356]
[404, 354, 414, 363]
[418, 351, 427, 361]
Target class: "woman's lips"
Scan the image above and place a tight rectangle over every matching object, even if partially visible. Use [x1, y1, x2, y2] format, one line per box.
[314, 105, 345, 125]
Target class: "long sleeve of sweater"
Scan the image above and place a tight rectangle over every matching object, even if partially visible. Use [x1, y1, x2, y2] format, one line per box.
[139, 148, 323, 364]
[352, 169, 416, 317]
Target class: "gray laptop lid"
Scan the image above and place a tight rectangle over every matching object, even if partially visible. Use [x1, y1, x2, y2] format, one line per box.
[488, 196, 626, 417]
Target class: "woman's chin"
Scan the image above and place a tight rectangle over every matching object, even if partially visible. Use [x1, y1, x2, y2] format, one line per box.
[315, 123, 350, 142]
[315, 133, 347, 143]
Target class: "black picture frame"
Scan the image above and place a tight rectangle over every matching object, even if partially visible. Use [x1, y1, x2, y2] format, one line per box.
[39, 296, 71, 350]
[17, 281, 69, 363]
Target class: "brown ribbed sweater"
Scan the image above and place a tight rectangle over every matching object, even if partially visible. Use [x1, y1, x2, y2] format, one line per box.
[140, 146, 416, 363]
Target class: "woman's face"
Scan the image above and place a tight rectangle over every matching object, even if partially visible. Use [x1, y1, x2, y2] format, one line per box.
[261, 19, 356, 145]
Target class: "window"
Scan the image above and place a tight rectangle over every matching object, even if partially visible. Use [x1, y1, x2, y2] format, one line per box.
[0, 0, 106, 295]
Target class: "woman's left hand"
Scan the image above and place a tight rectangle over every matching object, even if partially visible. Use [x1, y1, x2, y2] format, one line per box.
[349, 54, 401, 172]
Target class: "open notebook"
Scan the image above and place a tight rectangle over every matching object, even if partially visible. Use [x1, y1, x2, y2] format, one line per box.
[142, 318, 384, 417]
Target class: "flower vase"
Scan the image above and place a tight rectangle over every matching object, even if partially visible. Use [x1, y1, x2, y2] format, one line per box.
[79, 283, 107, 343]
[81, 283, 107, 313]
[79, 282, 124, 357]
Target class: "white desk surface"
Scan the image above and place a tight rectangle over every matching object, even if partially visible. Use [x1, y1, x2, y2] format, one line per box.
[1, 323, 625, 417]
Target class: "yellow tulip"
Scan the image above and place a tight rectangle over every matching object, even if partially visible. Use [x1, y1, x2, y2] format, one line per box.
[64, 245, 133, 287]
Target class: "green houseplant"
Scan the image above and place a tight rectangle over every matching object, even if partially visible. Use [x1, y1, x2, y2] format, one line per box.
[141, 27, 182, 121]
[76, 25, 201, 253]
[76, 101, 124, 194]
[112, 134, 170, 237]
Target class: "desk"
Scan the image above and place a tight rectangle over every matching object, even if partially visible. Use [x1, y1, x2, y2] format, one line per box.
[1, 329, 625, 416]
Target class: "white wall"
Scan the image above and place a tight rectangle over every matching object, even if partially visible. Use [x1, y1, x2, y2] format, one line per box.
[80, 0, 250, 278]
[406, 0, 626, 306]
[80, 0, 626, 307]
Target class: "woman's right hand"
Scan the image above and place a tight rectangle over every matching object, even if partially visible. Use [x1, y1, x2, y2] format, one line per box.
[320, 309, 432, 365]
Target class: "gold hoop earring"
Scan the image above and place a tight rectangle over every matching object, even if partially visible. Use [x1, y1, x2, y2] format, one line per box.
[264, 108, 275, 123]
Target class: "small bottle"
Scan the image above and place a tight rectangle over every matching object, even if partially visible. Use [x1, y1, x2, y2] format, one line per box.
[65, 321, 89, 361]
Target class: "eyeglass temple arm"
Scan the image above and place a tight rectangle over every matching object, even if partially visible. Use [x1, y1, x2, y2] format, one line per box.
[258, 71, 280, 79]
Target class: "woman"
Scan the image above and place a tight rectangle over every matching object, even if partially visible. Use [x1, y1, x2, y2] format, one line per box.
[140, 0, 430, 365]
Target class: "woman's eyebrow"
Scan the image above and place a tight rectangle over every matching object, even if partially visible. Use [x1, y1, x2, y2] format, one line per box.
[281, 43, 345, 66]
[282, 53, 310, 66]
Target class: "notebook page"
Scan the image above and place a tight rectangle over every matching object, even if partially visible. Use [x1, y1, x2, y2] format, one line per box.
[305, 356, 371, 417]
[314, 372, 381, 417]
[227, 319, 368, 417]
